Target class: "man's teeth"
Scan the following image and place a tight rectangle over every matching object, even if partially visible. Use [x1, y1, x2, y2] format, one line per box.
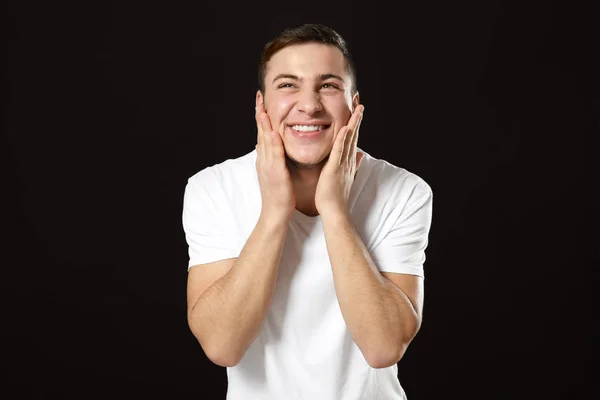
[292, 125, 324, 132]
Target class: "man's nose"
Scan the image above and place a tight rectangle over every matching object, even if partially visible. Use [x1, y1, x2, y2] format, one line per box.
[297, 91, 323, 115]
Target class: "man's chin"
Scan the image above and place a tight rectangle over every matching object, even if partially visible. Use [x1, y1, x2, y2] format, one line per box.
[285, 153, 329, 171]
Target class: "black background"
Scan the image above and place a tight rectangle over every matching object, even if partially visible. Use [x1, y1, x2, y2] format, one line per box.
[3, 1, 597, 399]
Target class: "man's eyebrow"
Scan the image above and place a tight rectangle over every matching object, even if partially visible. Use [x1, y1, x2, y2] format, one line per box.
[272, 74, 300, 83]
[318, 73, 344, 82]
[271, 73, 345, 83]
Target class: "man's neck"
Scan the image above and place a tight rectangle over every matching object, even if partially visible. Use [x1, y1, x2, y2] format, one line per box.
[289, 166, 322, 217]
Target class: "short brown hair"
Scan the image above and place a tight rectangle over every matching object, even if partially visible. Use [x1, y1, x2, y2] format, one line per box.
[258, 23, 357, 95]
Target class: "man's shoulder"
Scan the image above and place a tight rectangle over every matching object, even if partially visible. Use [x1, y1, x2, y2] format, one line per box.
[183, 149, 259, 218]
[187, 149, 257, 187]
[360, 150, 431, 198]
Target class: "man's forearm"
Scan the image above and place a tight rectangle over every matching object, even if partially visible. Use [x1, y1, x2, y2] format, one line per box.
[321, 211, 420, 368]
[189, 214, 288, 366]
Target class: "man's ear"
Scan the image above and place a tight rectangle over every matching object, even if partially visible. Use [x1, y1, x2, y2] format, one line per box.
[352, 91, 360, 111]
[256, 90, 264, 108]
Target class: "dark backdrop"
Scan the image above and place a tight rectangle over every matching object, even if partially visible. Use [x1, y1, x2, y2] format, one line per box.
[3, 1, 597, 399]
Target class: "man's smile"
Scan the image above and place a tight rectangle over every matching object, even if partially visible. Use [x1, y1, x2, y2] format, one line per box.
[287, 124, 331, 138]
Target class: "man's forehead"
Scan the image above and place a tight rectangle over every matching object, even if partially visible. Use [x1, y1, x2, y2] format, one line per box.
[269, 44, 345, 66]
[266, 46, 349, 80]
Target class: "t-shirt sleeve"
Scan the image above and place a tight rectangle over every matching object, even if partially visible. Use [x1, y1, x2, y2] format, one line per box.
[370, 180, 433, 278]
[181, 171, 240, 270]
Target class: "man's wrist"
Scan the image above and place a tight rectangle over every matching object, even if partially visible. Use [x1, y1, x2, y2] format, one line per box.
[319, 206, 352, 227]
[258, 209, 292, 231]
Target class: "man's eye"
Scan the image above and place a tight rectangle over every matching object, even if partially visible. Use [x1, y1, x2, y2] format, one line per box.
[321, 83, 339, 89]
[278, 83, 295, 88]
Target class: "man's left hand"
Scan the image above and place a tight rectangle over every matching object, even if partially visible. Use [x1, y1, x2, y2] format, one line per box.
[315, 104, 365, 217]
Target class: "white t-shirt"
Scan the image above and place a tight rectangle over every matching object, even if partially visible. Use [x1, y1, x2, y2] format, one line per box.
[182, 148, 433, 400]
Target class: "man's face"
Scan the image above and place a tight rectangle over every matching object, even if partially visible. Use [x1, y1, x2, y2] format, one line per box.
[259, 43, 358, 168]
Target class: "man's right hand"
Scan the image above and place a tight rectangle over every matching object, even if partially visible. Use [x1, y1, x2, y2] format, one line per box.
[255, 103, 296, 222]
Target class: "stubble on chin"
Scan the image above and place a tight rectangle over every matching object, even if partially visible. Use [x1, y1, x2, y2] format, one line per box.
[284, 152, 329, 171]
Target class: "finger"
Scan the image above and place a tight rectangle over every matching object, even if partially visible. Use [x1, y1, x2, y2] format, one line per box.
[269, 130, 285, 165]
[259, 111, 274, 135]
[330, 126, 348, 166]
[255, 101, 267, 118]
[349, 105, 364, 138]
[257, 110, 271, 161]
[350, 109, 363, 156]
[262, 114, 274, 158]
[346, 104, 364, 133]
[255, 103, 270, 142]
[345, 106, 364, 161]
[256, 107, 270, 162]
[261, 115, 273, 165]
[255, 106, 263, 146]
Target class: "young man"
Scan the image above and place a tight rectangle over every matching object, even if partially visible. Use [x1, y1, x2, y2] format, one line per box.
[182, 23, 433, 399]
